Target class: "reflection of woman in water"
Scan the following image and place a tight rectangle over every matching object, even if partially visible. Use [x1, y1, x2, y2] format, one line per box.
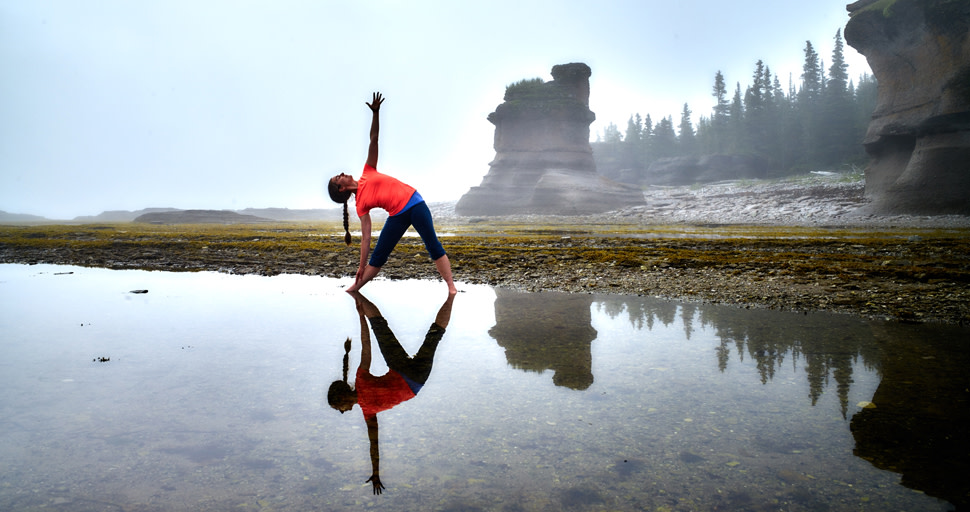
[327, 291, 454, 494]
[327, 92, 457, 294]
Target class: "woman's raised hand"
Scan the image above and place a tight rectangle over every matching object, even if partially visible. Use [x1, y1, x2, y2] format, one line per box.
[366, 92, 384, 112]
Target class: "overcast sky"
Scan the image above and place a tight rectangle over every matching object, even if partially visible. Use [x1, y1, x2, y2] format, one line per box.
[1, 1, 870, 219]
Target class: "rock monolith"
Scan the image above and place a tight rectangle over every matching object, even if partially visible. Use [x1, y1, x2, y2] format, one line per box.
[456, 63, 645, 216]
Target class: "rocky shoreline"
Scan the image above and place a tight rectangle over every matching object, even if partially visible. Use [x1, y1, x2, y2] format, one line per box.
[437, 172, 970, 229]
[2, 174, 969, 325]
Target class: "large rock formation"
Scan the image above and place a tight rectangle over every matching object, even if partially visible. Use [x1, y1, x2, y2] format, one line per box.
[455, 63, 645, 216]
[844, 0, 970, 214]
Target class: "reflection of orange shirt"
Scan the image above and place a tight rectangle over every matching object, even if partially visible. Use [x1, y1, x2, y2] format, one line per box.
[356, 367, 416, 419]
[355, 164, 416, 217]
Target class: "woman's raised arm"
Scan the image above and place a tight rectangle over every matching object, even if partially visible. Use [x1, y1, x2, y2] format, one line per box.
[365, 92, 384, 169]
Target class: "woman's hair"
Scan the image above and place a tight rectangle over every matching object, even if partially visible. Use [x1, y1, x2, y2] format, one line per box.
[327, 178, 353, 245]
[327, 337, 355, 412]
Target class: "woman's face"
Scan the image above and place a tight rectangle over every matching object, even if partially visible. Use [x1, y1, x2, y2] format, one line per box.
[330, 173, 354, 192]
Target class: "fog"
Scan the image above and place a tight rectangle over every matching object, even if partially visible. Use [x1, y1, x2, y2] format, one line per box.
[0, 1, 869, 219]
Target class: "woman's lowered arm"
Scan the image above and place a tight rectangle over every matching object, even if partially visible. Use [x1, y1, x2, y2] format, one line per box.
[355, 213, 373, 284]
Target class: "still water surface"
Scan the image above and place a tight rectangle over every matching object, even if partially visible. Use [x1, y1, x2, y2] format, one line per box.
[1, 264, 966, 511]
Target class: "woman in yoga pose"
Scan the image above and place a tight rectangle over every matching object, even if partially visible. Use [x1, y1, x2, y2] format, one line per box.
[328, 92, 457, 294]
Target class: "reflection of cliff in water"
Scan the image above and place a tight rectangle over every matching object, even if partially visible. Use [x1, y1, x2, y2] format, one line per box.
[487, 288, 596, 390]
[849, 322, 970, 510]
[594, 294, 970, 509]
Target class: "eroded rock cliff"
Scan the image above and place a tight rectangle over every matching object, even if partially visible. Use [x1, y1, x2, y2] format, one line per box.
[844, 0, 970, 214]
[456, 63, 645, 216]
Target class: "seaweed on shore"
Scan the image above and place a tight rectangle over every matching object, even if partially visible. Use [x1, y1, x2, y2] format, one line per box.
[2, 222, 968, 324]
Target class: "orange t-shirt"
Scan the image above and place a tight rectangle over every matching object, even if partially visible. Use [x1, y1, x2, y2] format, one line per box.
[355, 164, 416, 217]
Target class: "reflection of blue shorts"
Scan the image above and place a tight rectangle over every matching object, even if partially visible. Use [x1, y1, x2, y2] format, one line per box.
[369, 200, 446, 268]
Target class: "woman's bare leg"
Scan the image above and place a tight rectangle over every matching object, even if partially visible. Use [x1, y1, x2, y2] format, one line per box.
[435, 255, 458, 295]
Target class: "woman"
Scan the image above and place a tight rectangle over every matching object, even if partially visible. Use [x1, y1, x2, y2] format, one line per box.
[328, 92, 457, 294]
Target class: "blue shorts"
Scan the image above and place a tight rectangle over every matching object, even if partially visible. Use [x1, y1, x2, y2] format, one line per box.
[368, 200, 446, 268]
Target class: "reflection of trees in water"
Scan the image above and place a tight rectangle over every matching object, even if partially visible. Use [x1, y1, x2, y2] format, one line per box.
[491, 288, 969, 507]
[595, 296, 882, 419]
[491, 286, 882, 414]
[493, 287, 885, 411]
[705, 307, 883, 420]
[594, 294, 970, 508]
[596, 297, 681, 332]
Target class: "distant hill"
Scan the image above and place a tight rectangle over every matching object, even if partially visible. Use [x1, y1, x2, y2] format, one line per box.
[74, 208, 180, 223]
[2, 206, 358, 224]
[0, 210, 50, 223]
[71, 207, 343, 223]
[236, 207, 343, 221]
[133, 210, 277, 224]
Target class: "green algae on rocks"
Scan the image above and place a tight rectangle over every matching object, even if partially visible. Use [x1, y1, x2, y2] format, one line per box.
[1, 223, 969, 324]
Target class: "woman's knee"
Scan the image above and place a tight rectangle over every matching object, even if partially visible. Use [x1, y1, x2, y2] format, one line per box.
[429, 247, 447, 261]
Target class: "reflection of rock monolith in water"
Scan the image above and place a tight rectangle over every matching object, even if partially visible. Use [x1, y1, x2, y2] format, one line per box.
[850, 322, 970, 510]
[487, 288, 596, 390]
[844, 0, 970, 214]
[456, 63, 645, 216]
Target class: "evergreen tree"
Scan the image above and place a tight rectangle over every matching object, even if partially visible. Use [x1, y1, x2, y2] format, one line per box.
[602, 122, 623, 143]
[696, 115, 714, 154]
[761, 65, 785, 169]
[763, 66, 774, 108]
[799, 41, 823, 105]
[774, 73, 799, 170]
[621, 114, 645, 177]
[818, 29, 858, 166]
[678, 103, 696, 155]
[728, 83, 745, 153]
[594, 122, 624, 180]
[624, 115, 642, 143]
[711, 71, 730, 153]
[771, 73, 785, 108]
[746, 60, 766, 109]
[641, 113, 655, 164]
[798, 40, 824, 165]
[712, 71, 729, 117]
[828, 30, 849, 94]
[653, 116, 677, 158]
[744, 60, 770, 155]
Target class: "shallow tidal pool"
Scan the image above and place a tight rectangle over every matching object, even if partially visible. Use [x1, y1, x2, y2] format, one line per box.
[1, 264, 967, 511]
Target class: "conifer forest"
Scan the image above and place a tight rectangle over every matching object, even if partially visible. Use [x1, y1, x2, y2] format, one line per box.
[593, 30, 876, 183]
